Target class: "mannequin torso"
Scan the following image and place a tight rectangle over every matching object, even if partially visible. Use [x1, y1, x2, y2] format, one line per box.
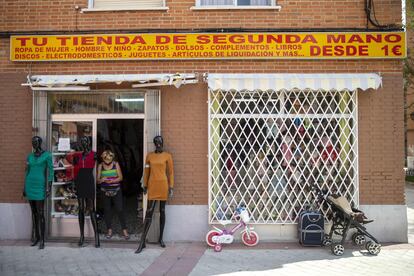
[24, 138, 53, 201]
[145, 151, 174, 200]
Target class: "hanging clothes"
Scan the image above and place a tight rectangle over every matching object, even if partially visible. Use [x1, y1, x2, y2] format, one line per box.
[70, 151, 96, 199]
[24, 151, 53, 200]
[143, 152, 174, 201]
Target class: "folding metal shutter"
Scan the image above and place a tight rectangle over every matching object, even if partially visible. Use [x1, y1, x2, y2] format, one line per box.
[32, 91, 49, 144]
[93, 0, 164, 9]
[144, 89, 161, 242]
[145, 90, 161, 153]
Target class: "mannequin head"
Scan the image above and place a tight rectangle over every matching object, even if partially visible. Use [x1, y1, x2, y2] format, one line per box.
[32, 136, 43, 152]
[153, 135, 163, 153]
[80, 136, 91, 152]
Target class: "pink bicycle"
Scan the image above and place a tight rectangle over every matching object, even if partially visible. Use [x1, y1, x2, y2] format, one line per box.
[206, 207, 259, 252]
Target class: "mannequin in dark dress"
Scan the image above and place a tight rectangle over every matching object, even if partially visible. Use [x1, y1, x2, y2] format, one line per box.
[135, 136, 174, 254]
[73, 136, 100, 248]
[23, 136, 53, 249]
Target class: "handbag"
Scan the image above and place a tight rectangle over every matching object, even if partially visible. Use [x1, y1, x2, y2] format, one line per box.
[101, 186, 120, 197]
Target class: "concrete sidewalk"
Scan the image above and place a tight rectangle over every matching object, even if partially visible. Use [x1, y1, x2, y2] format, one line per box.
[1, 241, 414, 276]
[0, 184, 413, 276]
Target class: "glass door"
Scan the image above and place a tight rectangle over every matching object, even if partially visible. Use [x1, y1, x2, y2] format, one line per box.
[49, 117, 96, 237]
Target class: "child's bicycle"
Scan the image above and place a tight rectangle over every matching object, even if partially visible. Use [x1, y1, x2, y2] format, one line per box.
[205, 207, 259, 252]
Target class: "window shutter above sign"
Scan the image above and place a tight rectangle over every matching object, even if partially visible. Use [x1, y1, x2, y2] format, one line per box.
[197, 0, 273, 6]
[93, 0, 165, 9]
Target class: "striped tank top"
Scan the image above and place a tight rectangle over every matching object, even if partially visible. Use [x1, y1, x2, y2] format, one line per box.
[101, 162, 120, 189]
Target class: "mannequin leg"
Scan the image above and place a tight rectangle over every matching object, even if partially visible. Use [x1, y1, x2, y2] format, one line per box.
[30, 211, 36, 244]
[78, 198, 85, 246]
[135, 200, 156, 254]
[159, 201, 166, 248]
[87, 198, 100, 248]
[35, 200, 46, 249]
[29, 201, 40, 246]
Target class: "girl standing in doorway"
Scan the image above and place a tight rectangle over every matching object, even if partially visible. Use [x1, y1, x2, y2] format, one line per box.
[97, 150, 129, 240]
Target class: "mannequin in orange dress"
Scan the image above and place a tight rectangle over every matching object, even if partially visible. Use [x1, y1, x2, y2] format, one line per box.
[135, 136, 174, 254]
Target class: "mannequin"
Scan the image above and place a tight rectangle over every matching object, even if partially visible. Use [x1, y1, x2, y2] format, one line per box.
[71, 136, 100, 247]
[24, 136, 53, 249]
[135, 135, 174, 254]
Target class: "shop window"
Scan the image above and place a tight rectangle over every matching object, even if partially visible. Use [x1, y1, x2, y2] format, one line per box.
[89, 0, 166, 10]
[50, 92, 145, 114]
[196, 0, 274, 6]
[208, 88, 358, 224]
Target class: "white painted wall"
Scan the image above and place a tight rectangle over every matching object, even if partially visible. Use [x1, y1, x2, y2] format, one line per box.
[164, 205, 210, 241]
[0, 203, 408, 243]
[0, 203, 31, 240]
[360, 205, 408, 243]
[165, 204, 408, 243]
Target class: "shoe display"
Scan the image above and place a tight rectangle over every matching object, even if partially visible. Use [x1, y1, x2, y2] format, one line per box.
[52, 151, 78, 218]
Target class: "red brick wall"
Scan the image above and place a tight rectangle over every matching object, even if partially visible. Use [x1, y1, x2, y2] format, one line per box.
[161, 84, 208, 205]
[0, 74, 33, 203]
[0, 72, 405, 205]
[359, 73, 405, 204]
[0, 0, 401, 31]
[0, 0, 405, 205]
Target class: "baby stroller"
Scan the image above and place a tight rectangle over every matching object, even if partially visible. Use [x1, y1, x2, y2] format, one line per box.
[313, 186, 381, 256]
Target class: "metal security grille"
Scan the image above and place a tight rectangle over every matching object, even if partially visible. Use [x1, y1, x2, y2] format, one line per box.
[208, 88, 358, 224]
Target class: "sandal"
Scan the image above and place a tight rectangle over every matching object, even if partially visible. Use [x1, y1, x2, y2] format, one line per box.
[105, 230, 113, 239]
[122, 230, 130, 240]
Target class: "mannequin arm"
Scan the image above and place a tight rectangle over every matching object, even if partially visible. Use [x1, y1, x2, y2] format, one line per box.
[167, 153, 174, 189]
[143, 154, 150, 193]
[23, 161, 29, 198]
[47, 152, 54, 182]
[46, 181, 52, 198]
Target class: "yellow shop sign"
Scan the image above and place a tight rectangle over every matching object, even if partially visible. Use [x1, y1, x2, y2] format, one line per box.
[10, 32, 406, 61]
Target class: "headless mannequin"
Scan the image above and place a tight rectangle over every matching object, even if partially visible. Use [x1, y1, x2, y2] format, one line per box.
[76, 136, 100, 248]
[135, 136, 173, 254]
[24, 136, 52, 249]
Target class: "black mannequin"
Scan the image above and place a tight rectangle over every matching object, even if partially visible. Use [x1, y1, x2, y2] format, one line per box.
[75, 136, 100, 248]
[136, 136, 174, 254]
[24, 136, 52, 249]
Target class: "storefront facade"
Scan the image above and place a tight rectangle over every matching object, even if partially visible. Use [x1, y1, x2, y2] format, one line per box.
[0, 0, 408, 242]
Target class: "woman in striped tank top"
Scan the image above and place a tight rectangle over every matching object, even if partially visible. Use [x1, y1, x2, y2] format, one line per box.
[97, 150, 129, 240]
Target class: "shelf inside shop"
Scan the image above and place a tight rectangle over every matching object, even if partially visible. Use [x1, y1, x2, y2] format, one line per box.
[53, 166, 73, 170]
[52, 181, 73, 186]
[51, 212, 80, 218]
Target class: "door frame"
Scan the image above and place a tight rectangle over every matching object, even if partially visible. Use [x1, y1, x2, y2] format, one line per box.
[49, 114, 146, 238]
[51, 114, 145, 151]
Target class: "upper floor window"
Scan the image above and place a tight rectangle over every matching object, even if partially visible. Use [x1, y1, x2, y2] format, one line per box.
[86, 0, 167, 11]
[192, 0, 281, 10]
[196, 0, 274, 6]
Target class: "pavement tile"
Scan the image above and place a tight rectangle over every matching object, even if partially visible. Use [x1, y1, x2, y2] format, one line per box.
[0, 185, 412, 276]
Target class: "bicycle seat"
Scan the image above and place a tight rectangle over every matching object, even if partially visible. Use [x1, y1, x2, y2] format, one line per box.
[218, 220, 232, 226]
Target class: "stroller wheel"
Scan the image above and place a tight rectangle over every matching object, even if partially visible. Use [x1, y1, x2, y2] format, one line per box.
[365, 241, 381, 255]
[331, 243, 345, 256]
[322, 236, 332, 246]
[352, 233, 366, 246]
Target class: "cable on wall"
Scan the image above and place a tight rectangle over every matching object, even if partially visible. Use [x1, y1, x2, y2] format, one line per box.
[365, 0, 396, 28]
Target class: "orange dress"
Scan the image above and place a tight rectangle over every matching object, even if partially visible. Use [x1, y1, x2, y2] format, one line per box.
[143, 152, 174, 200]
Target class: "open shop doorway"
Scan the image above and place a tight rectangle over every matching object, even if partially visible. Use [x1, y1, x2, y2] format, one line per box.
[97, 119, 144, 241]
